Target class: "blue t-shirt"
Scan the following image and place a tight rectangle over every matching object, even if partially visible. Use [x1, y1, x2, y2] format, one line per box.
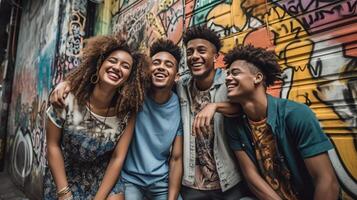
[121, 93, 182, 186]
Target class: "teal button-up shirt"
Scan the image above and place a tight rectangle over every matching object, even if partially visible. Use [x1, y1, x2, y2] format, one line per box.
[225, 94, 334, 199]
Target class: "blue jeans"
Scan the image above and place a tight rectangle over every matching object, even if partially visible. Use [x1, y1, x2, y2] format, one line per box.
[124, 180, 182, 200]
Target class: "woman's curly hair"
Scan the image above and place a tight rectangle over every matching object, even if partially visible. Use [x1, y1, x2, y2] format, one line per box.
[65, 34, 150, 118]
[224, 44, 282, 87]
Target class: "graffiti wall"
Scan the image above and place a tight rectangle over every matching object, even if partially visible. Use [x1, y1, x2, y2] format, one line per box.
[5, 0, 87, 199]
[53, 0, 87, 85]
[5, 0, 60, 198]
[97, 0, 357, 198]
[95, 0, 185, 70]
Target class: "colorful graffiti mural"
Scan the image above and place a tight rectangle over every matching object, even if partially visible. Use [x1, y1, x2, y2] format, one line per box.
[5, 0, 88, 199]
[104, 0, 184, 54]
[53, 0, 87, 85]
[191, 0, 357, 198]
[5, 0, 60, 199]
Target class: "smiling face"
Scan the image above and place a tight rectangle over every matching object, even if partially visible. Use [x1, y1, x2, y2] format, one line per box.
[98, 50, 133, 90]
[226, 60, 262, 102]
[150, 51, 178, 90]
[186, 38, 217, 80]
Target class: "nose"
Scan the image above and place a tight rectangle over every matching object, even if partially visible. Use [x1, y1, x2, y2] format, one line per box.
[226, 74, 232, 84]
[111, 62, 122, 72]
[191, 50, 199, 61]
[155, 62, 166, 71]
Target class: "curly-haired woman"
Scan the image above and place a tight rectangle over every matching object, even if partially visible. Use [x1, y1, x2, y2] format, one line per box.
[44, 34, 148, 200]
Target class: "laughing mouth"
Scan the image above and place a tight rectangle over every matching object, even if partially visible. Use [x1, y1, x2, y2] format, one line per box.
[107, 69, 121, 81]
[153, 71, 168, 79]
[191, 62, 204, 68]
[226, 81, 238, 89]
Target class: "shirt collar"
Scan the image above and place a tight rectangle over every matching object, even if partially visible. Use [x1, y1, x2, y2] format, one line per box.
[184, 68, 225, 89]
[266, 94, 278, 132]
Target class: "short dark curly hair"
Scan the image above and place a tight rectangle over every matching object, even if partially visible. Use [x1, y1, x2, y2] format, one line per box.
[224, 44, 281, 87]
[150, 39, 182, 66]
[65, 33, 149, 118]
[183, 25, 221, 52]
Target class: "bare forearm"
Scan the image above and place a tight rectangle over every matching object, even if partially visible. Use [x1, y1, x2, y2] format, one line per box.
[214, 102, 240, 116]
[47, 145, 68, 191]
[245, 172, 281, 200]
[313, 178, 339, 200]
[168, 158, 182, 200]
[94, 158, 123, 200]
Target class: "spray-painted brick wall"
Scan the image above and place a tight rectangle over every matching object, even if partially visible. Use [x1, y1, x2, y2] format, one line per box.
[5, 0, 87, 199]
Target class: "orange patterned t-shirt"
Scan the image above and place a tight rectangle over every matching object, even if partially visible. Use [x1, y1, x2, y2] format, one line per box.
[249, 118, 298, 200]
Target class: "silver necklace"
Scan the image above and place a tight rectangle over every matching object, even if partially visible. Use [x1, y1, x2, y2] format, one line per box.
[88, 97, 110, 134]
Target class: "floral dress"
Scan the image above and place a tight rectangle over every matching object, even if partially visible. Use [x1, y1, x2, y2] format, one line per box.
[44, 93, 129, 200]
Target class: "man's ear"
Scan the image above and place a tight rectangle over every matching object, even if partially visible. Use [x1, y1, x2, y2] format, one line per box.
[213, 53, 219, 63]
[254, 72, 264, 84]
[175, 73, 180, 82]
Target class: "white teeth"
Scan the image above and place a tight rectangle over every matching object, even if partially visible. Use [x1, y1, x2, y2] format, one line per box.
[226, 84, 237, 89]
[192, 63, 202, 67]
[154, 72, 167, 78]
[107, 71, 120, 79]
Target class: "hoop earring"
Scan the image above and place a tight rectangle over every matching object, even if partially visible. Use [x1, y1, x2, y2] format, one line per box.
[90, 73, 99, 84]
[91, 55, 103, 84]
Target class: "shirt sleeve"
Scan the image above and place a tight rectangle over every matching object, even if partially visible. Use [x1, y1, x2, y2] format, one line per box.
[176, 119, 183, 136]
[224, 117, 243, 151]
[286, 103, 333, 158]
[46, 105, 66, 128]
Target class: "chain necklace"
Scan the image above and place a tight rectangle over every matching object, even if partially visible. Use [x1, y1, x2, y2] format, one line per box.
[88, 96, 110, 134]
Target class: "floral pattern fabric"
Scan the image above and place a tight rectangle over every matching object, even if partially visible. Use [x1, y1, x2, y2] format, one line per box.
[249, 118, 298, 200]
[44, 93, 129, 200]
[189, 81, 220, 190]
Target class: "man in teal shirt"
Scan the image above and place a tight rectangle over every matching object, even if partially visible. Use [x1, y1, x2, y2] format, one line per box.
[224, 44, 339, 199]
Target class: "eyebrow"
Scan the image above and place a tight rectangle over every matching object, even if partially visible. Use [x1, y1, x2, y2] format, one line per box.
[230, 68, 241, 73]
[153, 58, 175, 65]
[197, 45, 208, 49]
[109, 56, 131, 65]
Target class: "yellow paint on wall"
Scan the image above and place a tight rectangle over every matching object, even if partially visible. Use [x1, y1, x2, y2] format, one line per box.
[95, 0, 113, 35]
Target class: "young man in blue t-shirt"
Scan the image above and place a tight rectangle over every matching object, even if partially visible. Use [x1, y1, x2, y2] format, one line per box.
[224, 44, 340, 199]
[120, 39, 183, 200]
[50, 39, 183, 200]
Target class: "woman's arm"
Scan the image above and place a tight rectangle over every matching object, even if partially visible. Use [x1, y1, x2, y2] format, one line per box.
[94, 114, 136, 200]
[168, 136, 183, 200]
[46, 119, 72, 199]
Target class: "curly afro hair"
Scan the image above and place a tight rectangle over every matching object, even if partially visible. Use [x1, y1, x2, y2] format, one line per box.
[150, 38, 182, 68]
[224, 44, 281, 87]
[183, 25, 221, 52]
[65, 33, 150, 117]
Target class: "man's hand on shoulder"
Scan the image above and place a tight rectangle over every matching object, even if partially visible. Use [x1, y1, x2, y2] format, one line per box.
[50, 81, 71, 108]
